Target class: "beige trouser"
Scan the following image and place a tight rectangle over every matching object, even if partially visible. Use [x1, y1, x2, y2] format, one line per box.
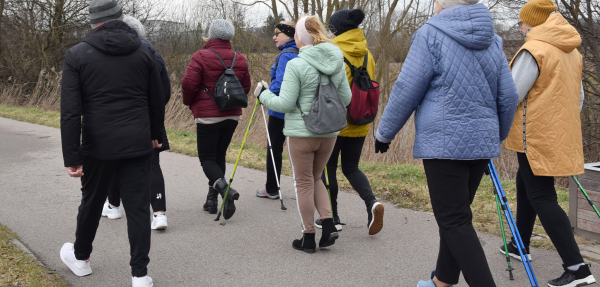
[287, 136, 337, 234]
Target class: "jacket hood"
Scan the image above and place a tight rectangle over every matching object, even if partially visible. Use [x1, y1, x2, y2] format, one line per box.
[426, 4, 495, 50]
[526, 13, 581, 53]
[141, 38, 156, 54]
[279, 39, 298, 51]
[83, 21, 141, 56]
[203, 39, 232, 50]
[298, 42, 344, 75]
[333, 28, 369, 57]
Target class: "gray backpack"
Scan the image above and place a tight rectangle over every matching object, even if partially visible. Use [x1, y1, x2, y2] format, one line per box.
[296, 72, 347, 135]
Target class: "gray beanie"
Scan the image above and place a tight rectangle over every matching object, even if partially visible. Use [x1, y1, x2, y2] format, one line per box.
[437, 0, 479, 8]
[89, 0, 124, 29]
[208, 19, 235, 41]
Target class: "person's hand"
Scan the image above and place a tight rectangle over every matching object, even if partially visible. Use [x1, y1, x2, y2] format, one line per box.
[152, 140, 162, 149]
[375, 139, 391, 154]
[66, 165, 84, 177]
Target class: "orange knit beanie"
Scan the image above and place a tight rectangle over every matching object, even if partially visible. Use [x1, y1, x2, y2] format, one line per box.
[520, 0, 558, 27]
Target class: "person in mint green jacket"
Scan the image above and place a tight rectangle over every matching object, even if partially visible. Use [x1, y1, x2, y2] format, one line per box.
[258, 15, 352, 253]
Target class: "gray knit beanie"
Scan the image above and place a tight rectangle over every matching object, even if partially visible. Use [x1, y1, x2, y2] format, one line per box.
[89, 0, 124, 29]
[437, 0, 479, 8]
[208, 19, 235, 41]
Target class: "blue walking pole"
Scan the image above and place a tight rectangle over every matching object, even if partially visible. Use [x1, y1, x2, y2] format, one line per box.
[488, 160, 539, 287]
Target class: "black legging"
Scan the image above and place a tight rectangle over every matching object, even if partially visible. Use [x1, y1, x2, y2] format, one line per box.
[322, 136, 376, 216]
[423, 158, 495, 286]
[515, 152, 584, 266]
[265, 117, 285, 195]
[108, 149, 166, 212]
[196, 120, 238, 186]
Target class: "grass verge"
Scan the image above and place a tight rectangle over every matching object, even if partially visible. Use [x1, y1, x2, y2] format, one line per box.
[0, 225, 69, 287]
[0, 104, 590, 252]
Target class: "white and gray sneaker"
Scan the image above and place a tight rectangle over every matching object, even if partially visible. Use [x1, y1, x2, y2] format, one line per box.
[132, 276, 153, 287]
[151, 214, 168, 230]
[548, 264, 596, 287]
[101, 202, 121, 219]
[60, 242, 92, 277]
[256, 188, 280, 199]
[315, 216, 344, 231]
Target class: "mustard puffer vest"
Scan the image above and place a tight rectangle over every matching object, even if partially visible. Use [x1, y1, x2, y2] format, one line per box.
[505, 13, 584, 176]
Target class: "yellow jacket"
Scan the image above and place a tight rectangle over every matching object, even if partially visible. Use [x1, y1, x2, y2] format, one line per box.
[333, 28, 376, 138]
[505, 13, 584, 176]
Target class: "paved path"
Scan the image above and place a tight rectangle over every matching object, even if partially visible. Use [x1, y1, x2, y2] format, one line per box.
[0, 117, 589, 286]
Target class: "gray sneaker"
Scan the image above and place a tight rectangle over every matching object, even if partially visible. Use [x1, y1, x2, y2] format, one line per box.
[256, 189, 279, 199]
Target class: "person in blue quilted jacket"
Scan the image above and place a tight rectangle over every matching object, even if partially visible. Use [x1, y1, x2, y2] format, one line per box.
[256, 21, 299, 200]
[375, 0, 518, 286]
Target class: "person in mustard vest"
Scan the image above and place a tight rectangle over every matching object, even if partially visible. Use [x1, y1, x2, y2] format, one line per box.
[503, 1, 594, 286]
[315, 8, 384, 236]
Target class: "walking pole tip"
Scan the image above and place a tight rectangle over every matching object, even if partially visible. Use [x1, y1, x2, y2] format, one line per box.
[214, 212, 222, 221]
[280, 199, 287, 210]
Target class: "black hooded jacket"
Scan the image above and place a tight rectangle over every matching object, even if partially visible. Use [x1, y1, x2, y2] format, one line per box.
[60, 21, 165, 167]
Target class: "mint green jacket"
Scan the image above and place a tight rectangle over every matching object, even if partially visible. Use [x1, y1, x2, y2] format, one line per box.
[260, 42, 352, 138]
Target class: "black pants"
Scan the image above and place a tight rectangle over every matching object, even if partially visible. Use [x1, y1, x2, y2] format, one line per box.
[74, 155, 152, 277]
[515, 152, 584, 266]
[265, 116, 286, 195]
[322, 136, 376, 215]
[196, 120, 238, 186]
[423, 159, 495, 286]
[108, 149, 166, 212]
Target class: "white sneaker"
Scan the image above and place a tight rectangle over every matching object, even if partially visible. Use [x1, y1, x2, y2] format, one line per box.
[60, 242, 92, 277]
[151, 214, 167, 230]
[132, 276, 153, 287]
[102, 202, 121, 219]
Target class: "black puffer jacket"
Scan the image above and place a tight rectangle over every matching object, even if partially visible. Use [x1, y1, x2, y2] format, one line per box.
[60, 21, 165, 167]
[142, 38, 171, 151]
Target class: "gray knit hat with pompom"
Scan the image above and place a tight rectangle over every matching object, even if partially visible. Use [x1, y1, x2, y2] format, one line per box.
[437, 0, 479, 8]
[208, 19, 235, 41]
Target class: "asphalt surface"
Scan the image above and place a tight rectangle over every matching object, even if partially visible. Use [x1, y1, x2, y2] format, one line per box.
[0, 117, 592, 286]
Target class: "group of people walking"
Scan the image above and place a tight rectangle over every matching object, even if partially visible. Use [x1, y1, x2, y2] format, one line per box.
[57, 0, 593, 286]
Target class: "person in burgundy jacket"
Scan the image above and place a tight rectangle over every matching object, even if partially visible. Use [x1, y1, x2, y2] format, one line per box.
[181, 19, 251, 219]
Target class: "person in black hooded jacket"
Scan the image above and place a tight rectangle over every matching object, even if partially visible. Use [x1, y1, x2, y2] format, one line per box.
[58, 1, 163, 286]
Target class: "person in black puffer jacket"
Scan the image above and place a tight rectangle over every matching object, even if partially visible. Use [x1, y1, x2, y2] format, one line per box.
[101, 15, 172, 232]
[59, 1, 163, 286]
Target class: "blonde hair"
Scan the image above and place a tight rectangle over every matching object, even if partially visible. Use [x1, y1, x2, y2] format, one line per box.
[301, 16, 333, 46]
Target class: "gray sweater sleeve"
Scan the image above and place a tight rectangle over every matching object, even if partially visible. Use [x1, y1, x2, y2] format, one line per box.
[511, 50, 539, 105]
[512, 50, 585, 111]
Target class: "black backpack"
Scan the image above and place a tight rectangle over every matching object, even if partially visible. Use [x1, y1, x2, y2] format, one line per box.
[204, 49, 248, 111]
[273, 48, 299, 71]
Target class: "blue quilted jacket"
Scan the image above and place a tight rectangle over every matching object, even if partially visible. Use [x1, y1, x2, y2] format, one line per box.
[376, 4, 518, 160]
[267, 40, 299, 120]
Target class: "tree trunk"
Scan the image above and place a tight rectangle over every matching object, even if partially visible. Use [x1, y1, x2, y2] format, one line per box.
[0, 0, 5, 56]
[271, 0, 280, 22]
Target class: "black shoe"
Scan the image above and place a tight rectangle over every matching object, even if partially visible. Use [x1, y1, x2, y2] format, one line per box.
[203, 187, 218, 214]
[548, 264, 596, 287]
[319, 218, 339, 248]
[292, 233, 316, 254]
[499, 240, 531, 262]
[367, 201, 384, 235]
[214, 178, 239, 220]
[315, 215, 344, 231]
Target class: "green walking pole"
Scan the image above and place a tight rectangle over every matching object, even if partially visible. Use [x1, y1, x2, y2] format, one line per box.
[323, 166, 334, 218]
[572, 176, 600, 219]
[495, 191, 515, 280]
[215, 99, 260, 221]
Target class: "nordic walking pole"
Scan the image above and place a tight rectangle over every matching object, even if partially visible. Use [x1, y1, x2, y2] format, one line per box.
[259, 103, 287, 210]
[494, 188, 515, 280]
[215, 99, 260, 221]
[572, 176, 600, 219]
[489, 161, 539, 287]
[323, 166, 334, 218]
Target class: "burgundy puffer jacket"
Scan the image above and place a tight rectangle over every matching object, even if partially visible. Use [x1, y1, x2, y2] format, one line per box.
[182, 39, 251, 118]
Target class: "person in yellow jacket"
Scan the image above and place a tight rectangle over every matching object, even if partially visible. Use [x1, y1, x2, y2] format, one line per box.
[314, 8, 384, 236]
[503, 1, 594, 286]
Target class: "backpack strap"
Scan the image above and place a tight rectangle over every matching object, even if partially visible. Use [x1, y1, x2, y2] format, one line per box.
[343, 57, 357, 75]
[229, 52, 237, 69]
[274, 48, 299, 71]
[362, 53, 369, 69]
